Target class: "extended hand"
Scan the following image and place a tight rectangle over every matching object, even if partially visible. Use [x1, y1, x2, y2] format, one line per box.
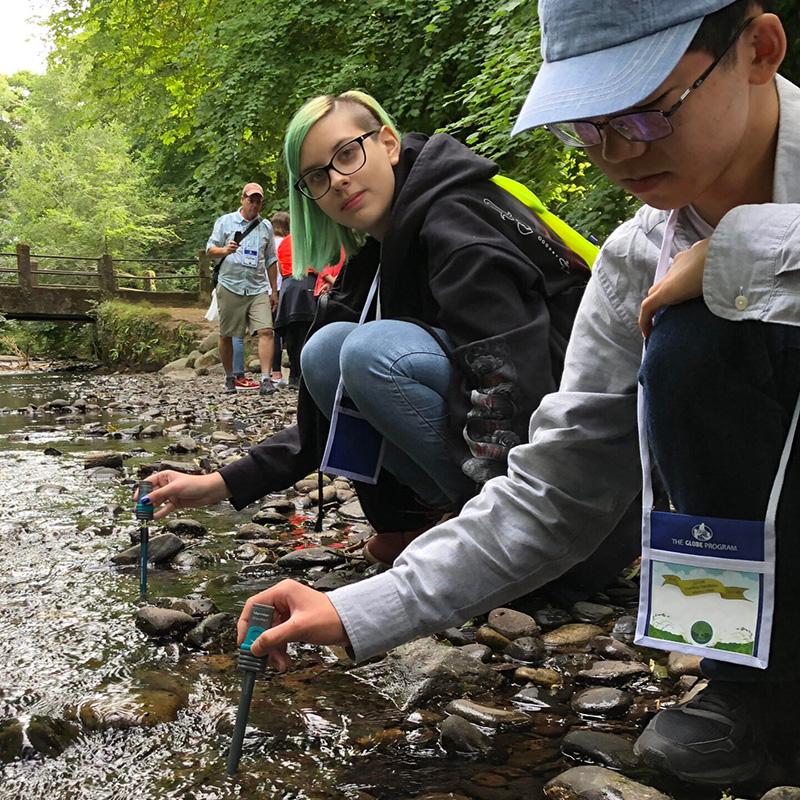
[237, 579, 350, 672]
[639, 238, 709, 337]
[140, 470, 231, 519]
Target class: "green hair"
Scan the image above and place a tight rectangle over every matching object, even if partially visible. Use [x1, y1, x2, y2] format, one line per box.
[284, 90, 399, 278]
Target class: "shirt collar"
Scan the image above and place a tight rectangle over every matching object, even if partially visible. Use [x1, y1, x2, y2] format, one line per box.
[773, 75, 800, 204]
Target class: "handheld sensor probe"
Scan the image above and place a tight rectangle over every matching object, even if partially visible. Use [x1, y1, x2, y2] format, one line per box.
[134, 480, 154, 597]
[227, 603, 274, 777]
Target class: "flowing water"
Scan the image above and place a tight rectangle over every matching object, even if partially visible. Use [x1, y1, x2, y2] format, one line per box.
[0, 371, 490, 800]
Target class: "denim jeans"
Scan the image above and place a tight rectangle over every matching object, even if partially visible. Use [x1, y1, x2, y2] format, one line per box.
[301, 320, 474, 509]
[640, 299, 800, 682]
[232, 336, 245, 376]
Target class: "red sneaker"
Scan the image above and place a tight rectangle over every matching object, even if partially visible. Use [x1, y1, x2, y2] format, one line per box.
[234, 376, 260, 390]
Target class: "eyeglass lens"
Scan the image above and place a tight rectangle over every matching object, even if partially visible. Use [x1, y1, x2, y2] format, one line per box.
[300, 138, 368, 199]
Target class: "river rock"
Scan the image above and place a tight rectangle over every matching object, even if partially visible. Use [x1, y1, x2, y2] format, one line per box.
[251, 509, 289, 525]
[185, 612, 236, 649]
[351, 637, 501, 711]
[476, 625, 513, 651]
[534, 607, 575, 630]
[260, 498, 295, 514]
[43, 446, 63, 456]
[309, 484, 338, 504]
[154, 596, 217, 617]
[135, 606, 195, 638]
[338, 499, 365, 519]
[761, 790, 800, 800]
[560, 731, 639, 771]
[312, 571, 361, 591]
[459, 643, 492, 662]
[111, 533, 185, 565]
[503, 636, 545, 663]
[198, 332, 219, 352]
[440, 626, 477, 646]
[571, 601, 615, 625]
[161, 356, 191, 372]
[511, 687, 552, 711]
[445, 698, 531, 729]
[570, 687, 633, 718]
[86, 466, 123, 482]
[543, 624, 604, 648]
[590, 635, 639, 661]
[439, 714, 493, 756]
[210, 430, 238, 445]
[611, 615, 636, 644]
[544, 766, 671, 800]
[164, 518, 207, 538]
[195, 348, 221, 369]
[84, 451, 124, 469]
[276, 547, 346, 569]
[35, 483, 67, 494]
[666, 652, 702, 678]
[140, 423, 164, 437]
[168, 436, 199, 454]
[166, 368, 196, 382]
[513, 667, 562, 687]
[26, 715, 80, 758]
[235, 523, 271, 540]
[577, 660, 649, 685]
[488, 607, 539, 639]
[0, 718, 23, 763]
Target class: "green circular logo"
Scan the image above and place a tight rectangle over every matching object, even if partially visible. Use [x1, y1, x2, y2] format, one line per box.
[691, 620, 714, 644]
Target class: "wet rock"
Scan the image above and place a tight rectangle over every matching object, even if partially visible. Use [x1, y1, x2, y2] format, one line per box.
[35, 483, 67, 494]
[251, 509, 289, 525]
[167, 436, 199, 454]
[560, 730, 639, 771]
[511, 687, 552, 710]
[43, 446, 63, 456]
[78, 673, 189, 731]
[164, 518, 207, 538]
[571, 601, 615, 625]
[154, 597, 217, 617]
[577, 660, 649, 685]
[260, 498, 295, 515]
[439, 714, 493, 756]
[445, 699, 531, 729]
[26, 715, 80, 758]
[140, 424, 164, 437]
[185, 612, 236, 649]
[309, 484, 338, 504]
[135, 606, 195, 638]
[666, 652, 702, 678]
[111, 533, 185, 565]
[276, 547, 346, 568]
[86, 466, 123, 482]
[0, 718, 23, 763]
[488, 607, 539, 640]
[295, 476, 328, 492]
[459, 643, 492, 662]
[171, 548, 216, 569]
[339, 499, 366, 519]
[611, 615, 637, 644]
[312, 571, 361, 591]
[84, 451, 124, 469]
[211, 430, 238, 445]
[236, 522, 272, 540]
[503, 636, 545, 663]
[440, 626, 477, 646]
[476, 625, 514, 651]
[236, 542, 260, 561]
[570, 687, 633, 718]
[761, 790, 800, 800]
[351, 637, 501, 711]
[590, 635, 639, 661]
[542, 624, 604, 648]
[513, 667, 562, 687]
[544, 766, 671, 799]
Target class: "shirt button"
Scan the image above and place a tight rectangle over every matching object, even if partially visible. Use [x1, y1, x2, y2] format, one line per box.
[734, 294, 749, 311]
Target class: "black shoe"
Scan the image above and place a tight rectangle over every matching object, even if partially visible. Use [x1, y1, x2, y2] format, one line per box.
[259, 379, 277, 396]
[224, 376, 236, 394]
[634, 680, 767, 786]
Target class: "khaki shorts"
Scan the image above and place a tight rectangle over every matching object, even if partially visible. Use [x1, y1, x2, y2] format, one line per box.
[217, 285, 273, 338]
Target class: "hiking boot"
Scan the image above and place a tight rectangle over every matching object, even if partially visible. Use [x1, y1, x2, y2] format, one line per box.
[234, 376, 260, 390]
[634, 680, 768, 786]
[224, 376, 236, 394]
[259, 379, 278, 396]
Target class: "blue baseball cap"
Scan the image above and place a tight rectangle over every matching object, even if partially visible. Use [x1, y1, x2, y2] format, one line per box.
[512, 0, 736, 134]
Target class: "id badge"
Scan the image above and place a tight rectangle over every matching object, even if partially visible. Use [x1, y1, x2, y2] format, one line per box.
[636, 510, 773, 669]
[320, 393, 385, 484]
[242, 247, 258, 267]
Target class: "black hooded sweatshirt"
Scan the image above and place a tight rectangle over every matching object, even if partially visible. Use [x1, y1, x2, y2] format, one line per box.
[219, 133, 591, 531]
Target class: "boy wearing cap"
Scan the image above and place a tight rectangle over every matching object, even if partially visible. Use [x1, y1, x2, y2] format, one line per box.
[238, 1, 800, 785]
[207, 182, 280, 395]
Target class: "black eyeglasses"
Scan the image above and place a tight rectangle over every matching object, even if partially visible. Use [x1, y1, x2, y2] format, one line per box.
[294, 130, 380, 200]
[545, 16, 756, 149]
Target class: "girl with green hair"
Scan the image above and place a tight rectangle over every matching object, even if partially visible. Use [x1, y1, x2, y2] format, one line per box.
[146, 90, 594, 567]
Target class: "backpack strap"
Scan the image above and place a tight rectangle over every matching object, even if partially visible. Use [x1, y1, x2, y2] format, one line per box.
[491, 174, 599, 268]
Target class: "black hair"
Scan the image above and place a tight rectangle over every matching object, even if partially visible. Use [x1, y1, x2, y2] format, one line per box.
[688, 0, 776, 61]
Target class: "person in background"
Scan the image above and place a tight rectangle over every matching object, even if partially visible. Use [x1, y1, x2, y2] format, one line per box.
[206, 182, 280, 396]
[270, 211, 290, 386]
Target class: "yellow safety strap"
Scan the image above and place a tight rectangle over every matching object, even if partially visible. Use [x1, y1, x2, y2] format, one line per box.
[491, 174, 599, 268]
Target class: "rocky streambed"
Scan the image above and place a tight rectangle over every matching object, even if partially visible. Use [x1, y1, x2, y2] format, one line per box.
[0, 368, 798, 800]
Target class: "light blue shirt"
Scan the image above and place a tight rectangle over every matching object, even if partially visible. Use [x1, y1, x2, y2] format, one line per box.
[206, 210, 277, 296]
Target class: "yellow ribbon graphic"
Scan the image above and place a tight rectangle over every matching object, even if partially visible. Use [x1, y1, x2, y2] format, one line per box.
[662, 575, 749, 601]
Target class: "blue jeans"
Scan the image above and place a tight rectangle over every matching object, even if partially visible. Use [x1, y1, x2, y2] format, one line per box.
[232, 336, 245, 376]
[301, 320, 474, 509]
[641, 299, 800, 682]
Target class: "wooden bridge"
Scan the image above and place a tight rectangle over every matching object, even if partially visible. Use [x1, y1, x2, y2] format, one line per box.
[0, 245, 213, 322]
